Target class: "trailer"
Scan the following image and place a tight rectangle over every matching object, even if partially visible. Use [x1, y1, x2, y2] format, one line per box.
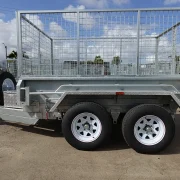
[1, 8, 180, 154]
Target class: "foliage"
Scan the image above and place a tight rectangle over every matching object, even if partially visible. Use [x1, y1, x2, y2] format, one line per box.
[112, 56, 121, 65]
[87, 60, 94, 64]
[7, 51, 29, 59]
[7, 50, 17, 59]
[94, 56, 103, 64]
[175, 56, 180, 61]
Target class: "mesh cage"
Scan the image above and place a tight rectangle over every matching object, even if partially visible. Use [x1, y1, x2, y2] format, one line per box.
[18, 9, 180, 77]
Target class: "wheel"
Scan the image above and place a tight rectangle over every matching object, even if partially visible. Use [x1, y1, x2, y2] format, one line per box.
[62, 102, 112, 150]
[0, 72, 16, 105]
[122, 104, 175, 154]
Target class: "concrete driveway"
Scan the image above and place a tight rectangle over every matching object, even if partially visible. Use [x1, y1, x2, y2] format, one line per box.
[0, 115, 180, 180]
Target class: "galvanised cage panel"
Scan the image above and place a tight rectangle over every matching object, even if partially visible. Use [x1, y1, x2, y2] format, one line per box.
[17, 8, 180, 77]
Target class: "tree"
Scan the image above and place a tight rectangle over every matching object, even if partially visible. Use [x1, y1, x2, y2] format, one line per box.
[7, 51, 29, 59]
[175, 55, 180, 74]
[112, 56, 121, 65]
[94, 55, 103, 64]
[87, 60, 94, 64]
[7, 50, 17, 59]
[175, 55, 180, 62]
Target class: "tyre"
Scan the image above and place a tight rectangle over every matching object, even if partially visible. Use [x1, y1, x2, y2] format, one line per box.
[0, 72, 16, 105]
[122, 104, 175, 154]
[62, 102, 112, 150]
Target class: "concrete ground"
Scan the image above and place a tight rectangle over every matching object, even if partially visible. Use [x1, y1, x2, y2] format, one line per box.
[0, 116, 180, 180]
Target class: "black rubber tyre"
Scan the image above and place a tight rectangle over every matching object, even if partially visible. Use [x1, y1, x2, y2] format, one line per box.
[0, 72, 16, 105]
[62, 102, 112, 150]
[122, 104, 175, 154]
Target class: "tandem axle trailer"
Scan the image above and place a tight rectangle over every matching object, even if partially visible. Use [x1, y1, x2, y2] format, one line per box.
[1, 8, 180, 153]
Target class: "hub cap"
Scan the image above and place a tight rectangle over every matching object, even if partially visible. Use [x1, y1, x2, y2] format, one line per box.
[134, 115, 166, 146]
[71, 112, 102, 143]
[2, 78, 15, 91]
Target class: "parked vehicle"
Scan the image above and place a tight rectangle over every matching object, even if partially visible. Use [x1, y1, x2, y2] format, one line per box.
[1, 8, 180, 154]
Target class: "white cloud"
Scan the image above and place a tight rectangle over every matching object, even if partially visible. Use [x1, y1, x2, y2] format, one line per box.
[63, 5, 84, 24]
[49, 22, 67, 37]
[63, 5, 95, 29]
[65, 4, 85, 10]
[164, 0, 180, 5]
[0, 18, 17, 61]
[25, 14, 44, 30]
[112, 0, 130, 5]
[77, 0, 108, 8]
[77, 0, 129, 8]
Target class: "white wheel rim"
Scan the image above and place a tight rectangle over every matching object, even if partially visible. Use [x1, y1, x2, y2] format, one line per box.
[134, 115, 166, 146]
[2, 78, 15, 91]
[71, 112, 102, 143]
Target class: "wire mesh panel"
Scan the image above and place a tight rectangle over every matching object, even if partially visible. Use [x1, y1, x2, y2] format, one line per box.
[21, 15, 52, 76]
[139, 10, 180, 75]
[7, 59, 17, 77]
[18, 8, 180, 77]
[79, 11, 138, 76]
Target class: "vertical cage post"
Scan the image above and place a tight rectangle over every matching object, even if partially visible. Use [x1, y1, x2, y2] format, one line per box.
[38, 31, 41, 75]
[172, 27, 177, 74]
[16, 12, 22, 78]
[51, 39, 54, 75]
[155, 37, 159, 75]
[119, 38, 122, 74]
[85, 40, 88, 76]
[77, 10, 80, 75]
[136, 10, 141, 75]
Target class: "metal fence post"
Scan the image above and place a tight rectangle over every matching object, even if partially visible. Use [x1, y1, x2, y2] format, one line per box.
[136, 10, 141, 75]
[85, 40, 88, 76]
[119, 39, 122, 74]
[51, 39, 54, 75]
[16, 12, 22, 78]
[77, 10, 80, 75]
[38, 31, 41, 75]
[155, 37, 159, 75]
[172, 27, 177, 74]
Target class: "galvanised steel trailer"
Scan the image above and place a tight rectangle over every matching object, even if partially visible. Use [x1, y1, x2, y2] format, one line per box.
[1, 8, 180, 154]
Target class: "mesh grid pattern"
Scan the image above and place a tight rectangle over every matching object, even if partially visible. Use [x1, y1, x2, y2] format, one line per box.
[19, 9, 180, 76]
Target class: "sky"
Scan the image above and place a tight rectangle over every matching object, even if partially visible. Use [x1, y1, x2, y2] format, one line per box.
[0, 0, 180, 66]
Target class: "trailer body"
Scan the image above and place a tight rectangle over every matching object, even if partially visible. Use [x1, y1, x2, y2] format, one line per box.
[1, 8, 180, 153]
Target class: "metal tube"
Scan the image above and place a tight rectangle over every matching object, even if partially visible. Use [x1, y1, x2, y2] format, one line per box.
[38, 31, 41, 75]
[51, 39, 54, 75]
[18, 7, 180, 14]
[21, 75, 180, 81]
[16, 11, 22, 78]
[86, 40, 88, 76]
[172, 27, 177, 74]
[155, 38, 159, 75]
[52, 36, 155, 41]
[136, 10, 141, 75]
[157, 21, 180, 39]
[77, 10, 80, 75]
[119, 39, 122, 74]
